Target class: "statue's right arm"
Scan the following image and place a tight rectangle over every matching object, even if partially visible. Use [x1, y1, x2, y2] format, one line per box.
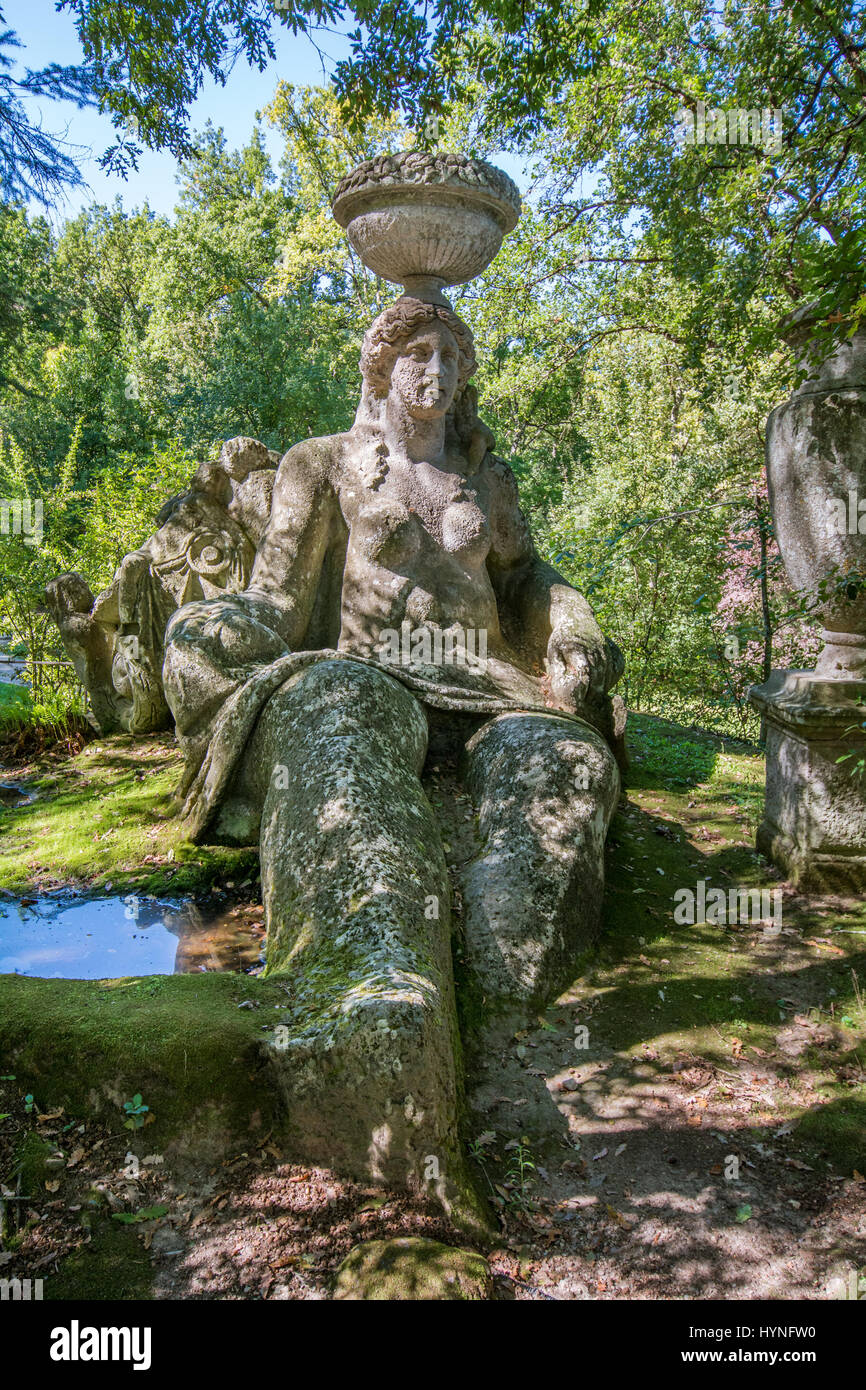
[237, 440, 337, 650]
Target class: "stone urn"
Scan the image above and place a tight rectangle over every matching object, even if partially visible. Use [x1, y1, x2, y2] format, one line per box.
[750, 308, 866, 890]
[331, 150, 521, 306]
[766, 306, 866, 675]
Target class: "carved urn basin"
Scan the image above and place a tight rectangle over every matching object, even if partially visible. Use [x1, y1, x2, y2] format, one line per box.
[766, 308, 866, 676]
[332, 151, 521, 305]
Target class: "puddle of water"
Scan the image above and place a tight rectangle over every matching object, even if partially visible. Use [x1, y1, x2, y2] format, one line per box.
[0, 894, 266, 979]
[0, 781, 38, 807]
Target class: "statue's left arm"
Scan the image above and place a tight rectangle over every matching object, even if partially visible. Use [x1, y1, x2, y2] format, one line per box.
[485, 457, 624, 717]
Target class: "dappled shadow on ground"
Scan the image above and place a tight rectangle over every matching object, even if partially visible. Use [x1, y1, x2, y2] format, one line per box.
[465, 920, 866, 1296]
[469, 1012, 866, 1299]
[462, 723, 866, 1298]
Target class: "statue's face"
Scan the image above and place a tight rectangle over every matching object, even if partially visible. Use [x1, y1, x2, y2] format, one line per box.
[390, 321, 460, 420]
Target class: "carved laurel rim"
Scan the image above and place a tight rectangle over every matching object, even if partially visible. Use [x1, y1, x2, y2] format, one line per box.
[332, 151, 521, 229]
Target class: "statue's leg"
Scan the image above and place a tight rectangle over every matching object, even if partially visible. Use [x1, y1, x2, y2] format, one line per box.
[247, 659, 461, 1190]
[460, 711, 620, 1009]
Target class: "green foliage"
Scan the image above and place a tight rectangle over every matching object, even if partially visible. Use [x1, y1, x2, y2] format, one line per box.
[458, 0, 866, 331]
[0, 27, 95, 204]
[111, 1205, 168, 1224]
[0, 72, 844, 742]
[55, 0, 607, 171]
[122, 1094, 150, 1130]
[503, 1136, 537, 1211]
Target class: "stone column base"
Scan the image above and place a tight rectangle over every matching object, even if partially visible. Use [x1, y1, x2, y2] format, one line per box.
[749, 669, 866, 893]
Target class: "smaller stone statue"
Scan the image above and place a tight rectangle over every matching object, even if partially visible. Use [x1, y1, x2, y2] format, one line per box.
[46, 437, 277, 734]
[751, 309, 866, 890]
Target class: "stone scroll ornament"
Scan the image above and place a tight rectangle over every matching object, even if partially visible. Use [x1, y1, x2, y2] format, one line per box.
[159, 152, 626, 1200]
[45, 437, 278, 735]
[750, 309, 866, 891]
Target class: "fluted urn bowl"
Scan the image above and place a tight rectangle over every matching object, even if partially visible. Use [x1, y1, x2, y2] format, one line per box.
[332, 151, 521, 304]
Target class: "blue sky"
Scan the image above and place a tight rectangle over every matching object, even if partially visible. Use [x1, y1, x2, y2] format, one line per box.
[3, 0, 360, 220]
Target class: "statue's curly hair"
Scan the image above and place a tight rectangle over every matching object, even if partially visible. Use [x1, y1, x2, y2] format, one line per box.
[359, 297, 477, 398]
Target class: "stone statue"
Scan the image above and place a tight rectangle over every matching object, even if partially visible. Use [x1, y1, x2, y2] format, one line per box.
[161, 155, 626, 1190]
[46, 438, 277, 734]
[751, 309, 866, 891]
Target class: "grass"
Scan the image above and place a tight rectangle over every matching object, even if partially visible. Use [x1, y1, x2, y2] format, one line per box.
[0, 731, 256, 894]
[0, 681, 29, 712]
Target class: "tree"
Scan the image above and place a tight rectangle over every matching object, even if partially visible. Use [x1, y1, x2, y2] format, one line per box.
[459, 0, 866, 330]
[56, 0, 474, 174]
[0, 18, 96, 204]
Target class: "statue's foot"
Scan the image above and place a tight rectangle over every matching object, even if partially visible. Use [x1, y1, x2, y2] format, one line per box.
[266, 966, 461, 1196]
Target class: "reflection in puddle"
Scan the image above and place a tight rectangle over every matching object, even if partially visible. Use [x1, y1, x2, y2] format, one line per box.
[0, 894, 266, 978]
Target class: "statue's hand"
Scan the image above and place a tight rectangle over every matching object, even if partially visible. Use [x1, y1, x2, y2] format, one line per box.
[167, 595, 289, 670]
[546, 626, 624, 715]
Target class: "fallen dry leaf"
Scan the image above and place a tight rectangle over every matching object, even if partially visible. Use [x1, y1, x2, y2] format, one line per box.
[605, 1204, 635, 1230]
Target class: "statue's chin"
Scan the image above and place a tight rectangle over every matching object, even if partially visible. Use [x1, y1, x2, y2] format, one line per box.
[402, 396, 453, 421]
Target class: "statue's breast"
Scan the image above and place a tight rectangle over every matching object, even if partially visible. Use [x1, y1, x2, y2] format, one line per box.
[440, 496, 490, 562]
[353, 499, 423, 569]
[348, 476, 492, 575]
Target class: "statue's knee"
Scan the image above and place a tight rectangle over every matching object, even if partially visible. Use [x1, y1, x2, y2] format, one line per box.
[464, 711, 619, 809]
[281, 658, 427, 766]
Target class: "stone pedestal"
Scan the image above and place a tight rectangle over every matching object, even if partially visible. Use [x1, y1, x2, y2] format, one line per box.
[750, 669, 866, 891]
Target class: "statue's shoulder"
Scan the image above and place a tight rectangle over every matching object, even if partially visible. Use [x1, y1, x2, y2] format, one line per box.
[276, 433, 352, 489]
[481, 452, 521, 501]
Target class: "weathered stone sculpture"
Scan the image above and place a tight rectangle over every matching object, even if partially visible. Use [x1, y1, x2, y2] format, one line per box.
[162, 153, 626, 1192]
[46, 438, 277, 734]
[751, 311, 866, 890]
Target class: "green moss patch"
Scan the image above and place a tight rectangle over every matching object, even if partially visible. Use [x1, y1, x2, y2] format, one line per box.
[0, 972, 290, 1165]
[44, 1218, 154, 1301]
[0, 732, 256, 894]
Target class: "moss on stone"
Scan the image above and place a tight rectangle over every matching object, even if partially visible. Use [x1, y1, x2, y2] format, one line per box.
[333, 1236, 491, 1300]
